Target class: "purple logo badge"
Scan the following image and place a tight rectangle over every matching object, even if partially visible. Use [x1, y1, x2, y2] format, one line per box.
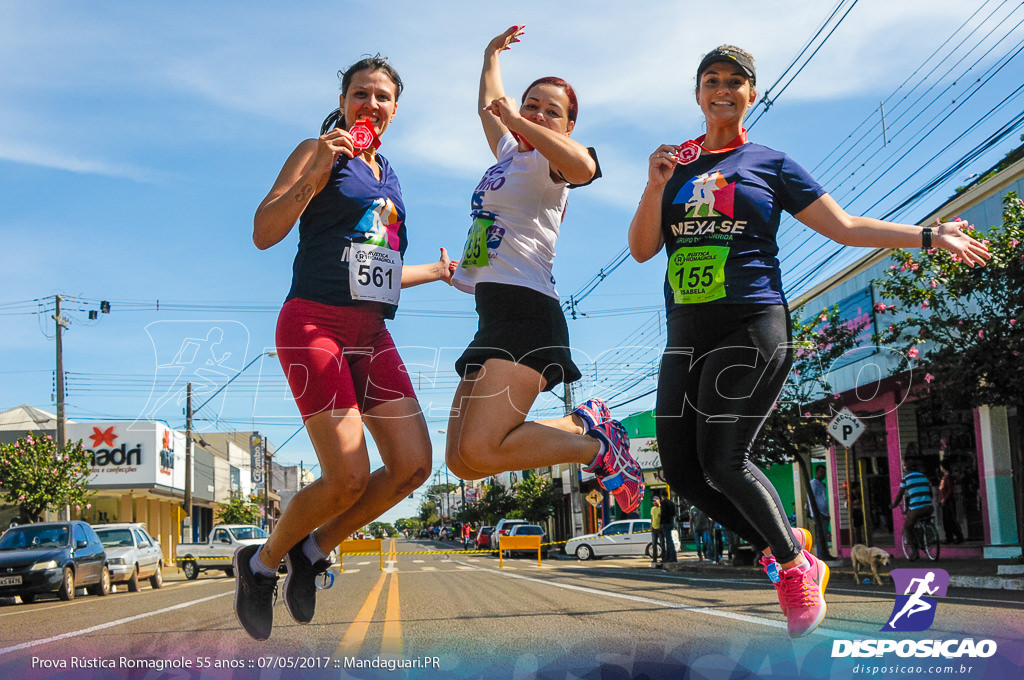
[881, 568, 949, 632]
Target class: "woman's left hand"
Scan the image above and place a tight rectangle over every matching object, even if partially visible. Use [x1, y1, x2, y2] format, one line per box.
[935, 219, 991, 267]
[438, 247, 457, 285]
[486, 95, 522, 129]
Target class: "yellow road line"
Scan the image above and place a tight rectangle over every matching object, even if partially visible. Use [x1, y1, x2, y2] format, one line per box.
[381, 571, 401, 655]
[334, 571, 387, 657]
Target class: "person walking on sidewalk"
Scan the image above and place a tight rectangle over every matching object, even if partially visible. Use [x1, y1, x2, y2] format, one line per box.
[628, 45, 989, 637]
[234, 55, 455, 641]
[661, 495, 678, 563]
[651, 496, 664, 565]
[939, 462, 963, 544]
[445, 26, 644, 513]
[809, 465, 834, 560]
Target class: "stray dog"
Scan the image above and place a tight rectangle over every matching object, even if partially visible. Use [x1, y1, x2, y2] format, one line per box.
[851, 544, 892, 585]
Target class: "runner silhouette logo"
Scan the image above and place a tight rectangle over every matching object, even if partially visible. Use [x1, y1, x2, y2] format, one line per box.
[882, 568, 949, 633]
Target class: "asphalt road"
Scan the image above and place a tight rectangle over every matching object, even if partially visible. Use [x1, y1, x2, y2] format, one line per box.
[1, 538, 1022, 679]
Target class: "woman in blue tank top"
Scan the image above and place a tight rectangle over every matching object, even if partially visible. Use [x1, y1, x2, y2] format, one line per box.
[233, 55, 454, 641]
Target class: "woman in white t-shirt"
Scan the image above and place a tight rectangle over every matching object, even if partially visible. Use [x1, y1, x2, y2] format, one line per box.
[445, 26, 644, 513]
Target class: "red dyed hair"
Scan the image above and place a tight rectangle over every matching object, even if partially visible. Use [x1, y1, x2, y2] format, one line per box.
[521, 76, 578, 124]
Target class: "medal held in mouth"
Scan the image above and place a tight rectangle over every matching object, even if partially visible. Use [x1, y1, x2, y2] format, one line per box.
[350, 118, 381, 152]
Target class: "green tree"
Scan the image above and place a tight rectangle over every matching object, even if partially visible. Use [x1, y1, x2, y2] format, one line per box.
[0, 432, 94, 523]
[513, 474, 560, 524]
[215, 492, 261, 525]
[418, 500, 440, 527]
[872, 192, 1024, 553]
[753, 305, 868, 544]
[368, 521, 396, 538]
[475, 483, 516, 525]
[394, 517, 422, 534]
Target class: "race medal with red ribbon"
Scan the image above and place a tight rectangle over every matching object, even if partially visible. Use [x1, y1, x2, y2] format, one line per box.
[673, 141, 701, 165]
[350, 119, 381, 152]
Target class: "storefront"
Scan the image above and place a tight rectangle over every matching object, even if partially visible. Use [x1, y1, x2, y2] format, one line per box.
[66, 421, 187, 568]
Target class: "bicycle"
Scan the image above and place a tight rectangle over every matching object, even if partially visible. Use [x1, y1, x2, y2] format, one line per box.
[901, 511, 940, 561]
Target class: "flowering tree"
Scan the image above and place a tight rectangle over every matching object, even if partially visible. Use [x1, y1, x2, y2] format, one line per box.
[873, 192, 1024, 553]
[0, 432, 94, 523]
[215, 492, 261, 525]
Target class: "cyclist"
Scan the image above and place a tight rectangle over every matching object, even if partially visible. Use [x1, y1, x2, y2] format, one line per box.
[890, 458, 934, 561]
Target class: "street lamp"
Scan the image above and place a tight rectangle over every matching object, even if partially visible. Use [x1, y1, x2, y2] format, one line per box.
[183, 350, 277, 539]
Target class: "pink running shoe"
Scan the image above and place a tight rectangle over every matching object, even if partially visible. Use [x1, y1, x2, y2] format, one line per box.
[572, 397, 611, 432]
[762, 527, 813, 614]
[779, 549, 830, 638]
[584, 420, 644, 513]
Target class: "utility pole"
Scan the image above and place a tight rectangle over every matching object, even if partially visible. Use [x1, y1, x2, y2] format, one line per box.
[183, 383, 193, 541]
[53, 295, 69, 451]
[564, 383, 584, 537]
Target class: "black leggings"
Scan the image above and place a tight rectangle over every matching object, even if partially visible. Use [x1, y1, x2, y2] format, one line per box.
[655, 304, 801, 563]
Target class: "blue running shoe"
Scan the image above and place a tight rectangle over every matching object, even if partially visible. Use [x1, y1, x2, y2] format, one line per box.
[572, 397, 611, 432]
[584, 420, 644, 513]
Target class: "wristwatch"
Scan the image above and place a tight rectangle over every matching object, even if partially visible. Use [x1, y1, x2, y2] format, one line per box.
[922, 226, 933, 249]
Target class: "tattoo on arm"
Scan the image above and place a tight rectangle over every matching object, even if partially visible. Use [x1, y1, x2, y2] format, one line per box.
[295, 184, 313, 203]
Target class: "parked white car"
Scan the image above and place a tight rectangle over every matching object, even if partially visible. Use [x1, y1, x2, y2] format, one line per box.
[93, 523, 164, 591]
[564, 519, 654, 560]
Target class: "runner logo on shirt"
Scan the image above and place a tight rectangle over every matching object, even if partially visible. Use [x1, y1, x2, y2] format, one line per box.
[354, 197, 402, 250]
[673, 171, 735, 219]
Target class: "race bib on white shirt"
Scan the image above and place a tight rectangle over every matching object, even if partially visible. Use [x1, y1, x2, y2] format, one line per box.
[348, 242, 401, 305]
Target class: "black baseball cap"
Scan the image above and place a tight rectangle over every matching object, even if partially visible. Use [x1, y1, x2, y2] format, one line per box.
[697, 47, 756, 84]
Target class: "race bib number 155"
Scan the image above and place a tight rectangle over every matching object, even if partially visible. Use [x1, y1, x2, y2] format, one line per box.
[668, 246, 728, 304]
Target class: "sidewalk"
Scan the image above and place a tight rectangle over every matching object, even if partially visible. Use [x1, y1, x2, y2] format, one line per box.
[657, 550, 1024, 591]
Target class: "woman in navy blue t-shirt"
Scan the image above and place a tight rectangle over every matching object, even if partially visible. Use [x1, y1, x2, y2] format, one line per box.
[628, 46, 989, 638]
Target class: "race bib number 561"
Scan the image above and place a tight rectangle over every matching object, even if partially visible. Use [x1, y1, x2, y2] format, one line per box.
[348, 242, 401, 305]
[668, 246, 728, 304]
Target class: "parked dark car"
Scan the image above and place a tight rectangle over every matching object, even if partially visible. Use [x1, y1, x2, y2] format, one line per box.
[0, 521, 110, 603]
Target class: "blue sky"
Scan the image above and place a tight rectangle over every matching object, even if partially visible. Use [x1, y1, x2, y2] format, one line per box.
[2, 0, 1022, 523]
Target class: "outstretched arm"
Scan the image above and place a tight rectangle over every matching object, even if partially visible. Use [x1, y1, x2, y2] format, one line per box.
[794, 194, 991, 266]
[401, 247, 455, 288]
[479, 25, 523, 157]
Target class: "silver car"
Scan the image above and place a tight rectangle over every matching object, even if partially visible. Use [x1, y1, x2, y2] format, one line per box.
[93, 523, 164, 591]
[564, 519, 654, 560]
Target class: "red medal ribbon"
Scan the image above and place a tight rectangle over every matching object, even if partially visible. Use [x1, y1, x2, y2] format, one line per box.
[673, 129, 748, 164]
[350, 118, 381, 152]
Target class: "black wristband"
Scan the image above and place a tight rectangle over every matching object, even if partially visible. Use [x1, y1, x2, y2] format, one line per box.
[922, 226, 933, 249]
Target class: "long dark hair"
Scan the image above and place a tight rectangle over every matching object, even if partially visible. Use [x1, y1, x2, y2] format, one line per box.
[320, 54, 404, 135]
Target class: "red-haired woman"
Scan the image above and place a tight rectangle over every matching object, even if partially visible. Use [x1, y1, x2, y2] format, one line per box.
[445, 26, 644, 512]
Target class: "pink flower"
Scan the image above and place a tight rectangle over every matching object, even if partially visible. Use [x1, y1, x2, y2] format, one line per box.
[819, 313, 828, 322]
[908, 346, 920, 359]
[890, 264, 898, 270]
[930, 280, 938, 288]
[804, 412, 811, 417]
[86, 503, 92, 509]
[1011, 319, 1017, 327]
[921, 301, 929, 309]
[979, 330, 985, 339]
[874, 302, 886, 312]
[18, 495, 25, 501]
[925, 373, 935, 383]
[1010, 239, 1019, 249]
[911, 263, 919, 271]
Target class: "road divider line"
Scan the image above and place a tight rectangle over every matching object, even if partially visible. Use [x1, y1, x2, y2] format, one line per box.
[456, 561, 849, 640]
[0, 591, 231, 658]
[334, 571, 388, 658]
[381, 572, 401, 655]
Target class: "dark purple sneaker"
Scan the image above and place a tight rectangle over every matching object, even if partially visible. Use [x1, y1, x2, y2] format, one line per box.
[283, 541, 331, 624]
[584, 420, 644, 513]
[233, 544, 278, 641]
[572, 397, 611, 432]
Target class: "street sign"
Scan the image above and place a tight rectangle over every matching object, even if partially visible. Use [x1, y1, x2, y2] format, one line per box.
[585, 489, 603, 508]
[828, 408, 865, 448]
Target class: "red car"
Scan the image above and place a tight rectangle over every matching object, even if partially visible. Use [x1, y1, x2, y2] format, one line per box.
[474, 526, 493, 549]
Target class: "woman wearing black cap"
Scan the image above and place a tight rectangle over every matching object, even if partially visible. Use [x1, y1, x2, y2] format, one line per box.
[628, 45, 989, 638]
